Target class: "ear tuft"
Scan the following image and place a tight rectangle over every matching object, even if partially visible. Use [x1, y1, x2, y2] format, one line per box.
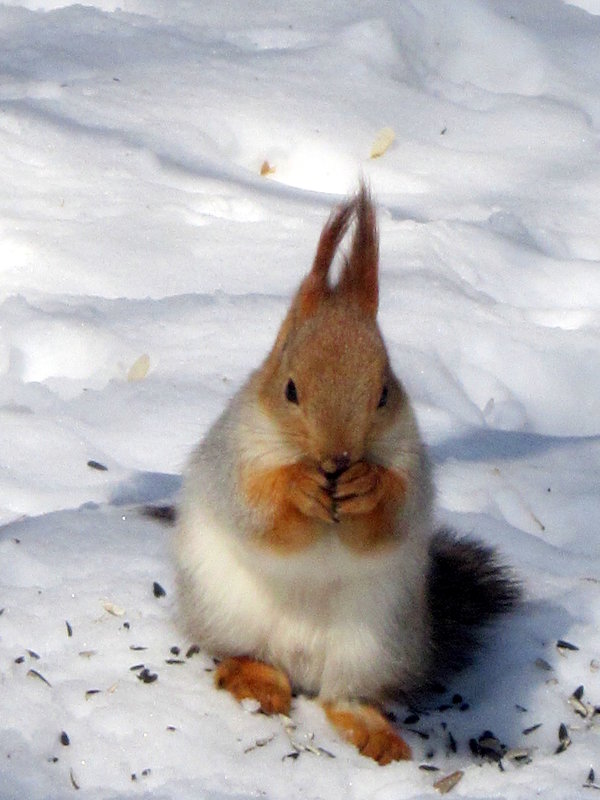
[296, 198, 354, 318]
[339, 182, 379, 316]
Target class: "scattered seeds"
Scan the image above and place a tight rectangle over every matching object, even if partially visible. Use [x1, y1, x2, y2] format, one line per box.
[127, 353, 150, 382]
[569, 686, 592, 718]
[130, 663, 146, 671]
[370, 126, 395, 159]
[535, 657, 553, 671]
[103, 601, 125, 617]
[70, 769, 80, 790]
[434, 770, 464, 794]
[79, 650, 97, 659]
[85, 689, 101, 698]
[27, 669, 51, 687]
[447, 731, 457, 754]
[186, 644, 201, 659]
[137, 668, 158, 684]
[27, 649, 40, 660]
[244, 734, 275, 753]
[153, 581, 166, 598]
[170, 646, 180, 656]
[556, 639, 579, 652]
[470, 731, 506, 764]
[419, 764, 440, 772]
[130, 645, 147, 651]
[584, 768, 600, 789]
[65, 620, 73, 637]
[60, 731, 70, 746]
[403, 713, 420, 725]
[260, 160, 276, 177]
[87, 460, 108, 471]
[165, 659, 185, 665]
[14, 655, 25, 664]
[505, 747, 532, 765]
[523, 723, 542, 735]
[555, 723, 571, 754]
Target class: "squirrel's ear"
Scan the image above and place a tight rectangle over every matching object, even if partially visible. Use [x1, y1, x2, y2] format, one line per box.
[339, 183, 379, 317]
[295, 198, 354, 319]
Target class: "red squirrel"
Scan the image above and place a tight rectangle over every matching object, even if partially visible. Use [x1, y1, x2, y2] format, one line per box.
[173, 185, 519, 765]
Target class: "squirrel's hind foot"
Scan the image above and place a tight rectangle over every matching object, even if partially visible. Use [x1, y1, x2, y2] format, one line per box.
[322, 700, 412, 765]
[214, 656, 292, 715]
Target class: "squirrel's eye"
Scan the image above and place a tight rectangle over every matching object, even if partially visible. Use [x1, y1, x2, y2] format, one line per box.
[377, 384, 388, 409]
[285, 378, 299, 404]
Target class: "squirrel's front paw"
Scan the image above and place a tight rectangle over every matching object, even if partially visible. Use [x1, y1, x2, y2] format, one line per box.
[332, 461, 385, 517]
[287, 461, 337, 523]
[333, 462, 407, 520]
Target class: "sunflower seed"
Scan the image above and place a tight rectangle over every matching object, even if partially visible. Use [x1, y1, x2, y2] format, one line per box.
[434, 770, 464, 794]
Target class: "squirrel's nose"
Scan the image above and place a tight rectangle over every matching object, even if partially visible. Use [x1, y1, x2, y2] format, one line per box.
[320, 452, 351, 479]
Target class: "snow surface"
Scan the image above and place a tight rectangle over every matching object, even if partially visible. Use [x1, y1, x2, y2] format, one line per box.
[1, 1, 600, 798]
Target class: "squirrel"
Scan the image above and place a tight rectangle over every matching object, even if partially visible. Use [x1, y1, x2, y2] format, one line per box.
[172, 184, 519, 765]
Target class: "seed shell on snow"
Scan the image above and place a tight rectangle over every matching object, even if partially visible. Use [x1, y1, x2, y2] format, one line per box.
[102, 600, 125, 617]
[556, 639, 579, 653]
[522, 723, 542, 735]
[27, 668, 51, 687]
[555, 723, 571, 754]
[434, 770, 464, 794]
[153, 581, 166, 598]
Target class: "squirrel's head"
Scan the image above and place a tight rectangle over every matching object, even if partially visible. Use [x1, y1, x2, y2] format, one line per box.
[256, 184, 405, 476]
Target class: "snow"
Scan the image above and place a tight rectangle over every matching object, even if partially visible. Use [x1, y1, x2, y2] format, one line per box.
[1, 1, 599, 797]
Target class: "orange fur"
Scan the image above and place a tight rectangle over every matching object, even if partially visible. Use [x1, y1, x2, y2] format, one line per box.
[243, 460, 407, 554]
[334, 464, 408, 552]
[215, 656, 291, 715]
[242, 462, 332, 553]
[322, 701, 412, 765]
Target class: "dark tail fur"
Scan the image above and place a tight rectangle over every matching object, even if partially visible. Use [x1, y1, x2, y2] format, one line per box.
[427, 527, 521, 683]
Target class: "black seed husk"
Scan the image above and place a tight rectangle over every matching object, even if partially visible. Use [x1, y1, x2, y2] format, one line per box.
[573, 685, 584, 701]
[69, 769, 80, 790]
[60, 731, 70, 746]
[556, 639, 579, 651]
[523, 723, 542, 735]
[153, 581, 166, 598]
[137, 668, 158, 684]
[170, 646, 180, 656]
[65, 621, 73, 637]
[27, 669, 51, 687]
[87, 460, 108, 471]
[186, 644, 201, 659]
[403, 713, 420, 725]
[555, 723, 571, 754]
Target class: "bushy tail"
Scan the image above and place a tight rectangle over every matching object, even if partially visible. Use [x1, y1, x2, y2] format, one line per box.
[427, 528, 521, 681]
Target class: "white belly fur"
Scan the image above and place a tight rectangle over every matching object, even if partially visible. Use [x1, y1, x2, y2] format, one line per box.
[174, 493, 432, 701]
